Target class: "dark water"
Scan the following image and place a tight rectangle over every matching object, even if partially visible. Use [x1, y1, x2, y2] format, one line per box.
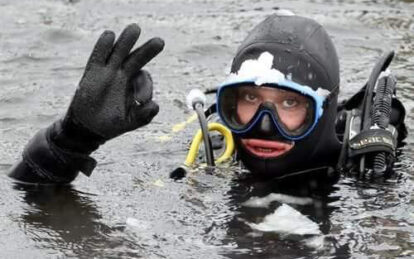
[1, 0, 414, 258]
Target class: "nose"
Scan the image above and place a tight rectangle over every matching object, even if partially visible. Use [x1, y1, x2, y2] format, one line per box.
[258, 113, 276, 137]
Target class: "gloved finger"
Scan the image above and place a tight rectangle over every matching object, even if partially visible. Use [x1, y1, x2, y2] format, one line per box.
[86, 30, 115, 67]
[108, 23, 141, 68]
[132, 70, 153, 105]
[123, 37, 164, 77]
[128, 101, 159, 130]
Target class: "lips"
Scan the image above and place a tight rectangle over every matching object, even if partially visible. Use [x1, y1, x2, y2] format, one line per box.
[241, 138, 294, 158]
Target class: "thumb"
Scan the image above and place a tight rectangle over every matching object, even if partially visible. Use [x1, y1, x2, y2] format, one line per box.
[127, 101, 159, 131]
[132, 70, 153, 105]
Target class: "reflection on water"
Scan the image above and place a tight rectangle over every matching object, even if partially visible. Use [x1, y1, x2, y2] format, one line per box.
[221, 168, 344, 258]
[13, 183, 147, 258]
[0, 0, 414, 258]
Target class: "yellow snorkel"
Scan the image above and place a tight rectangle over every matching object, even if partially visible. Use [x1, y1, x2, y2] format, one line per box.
[170, 89, 235, 179]
[184, 122, 235, 167]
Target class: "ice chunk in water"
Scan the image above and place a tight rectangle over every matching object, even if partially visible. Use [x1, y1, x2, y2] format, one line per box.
[246, 204, 321, 235]
[274, 9, 296, 16]
[242, 193, 313, 208]
[126, 217, 151, 231]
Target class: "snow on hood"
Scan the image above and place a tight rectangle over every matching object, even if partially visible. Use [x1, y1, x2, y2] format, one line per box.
[222, 52, 330, 98]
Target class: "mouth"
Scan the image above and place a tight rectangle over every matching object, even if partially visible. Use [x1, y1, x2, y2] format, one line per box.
[241, 138, 294, 158]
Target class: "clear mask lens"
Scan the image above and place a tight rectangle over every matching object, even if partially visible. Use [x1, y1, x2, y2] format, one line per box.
[218, 84, 316, 138]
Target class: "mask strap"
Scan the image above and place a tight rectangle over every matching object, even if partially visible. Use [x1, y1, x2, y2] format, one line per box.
[323, 85, 340, 109]
[205, 103, 217, 118]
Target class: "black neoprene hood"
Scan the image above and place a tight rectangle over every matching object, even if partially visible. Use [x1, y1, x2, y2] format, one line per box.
[231, 14, 342, 178]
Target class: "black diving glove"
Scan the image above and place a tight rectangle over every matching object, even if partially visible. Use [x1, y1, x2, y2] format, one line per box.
[10, 24, 164, 183]
[64, 24, 164, 142]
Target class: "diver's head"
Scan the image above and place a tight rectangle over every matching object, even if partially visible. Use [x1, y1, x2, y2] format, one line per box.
[217, 13, 341, 178]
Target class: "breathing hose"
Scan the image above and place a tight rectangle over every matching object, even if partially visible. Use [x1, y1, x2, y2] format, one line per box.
[359, 51, 395, 174]
[371, 74, 396, 174]
[194, 102, 215, 166]
[183, 89, 235, 168]
[361, 51, 394, 130]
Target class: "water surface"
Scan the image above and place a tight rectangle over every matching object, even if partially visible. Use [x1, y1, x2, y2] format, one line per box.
[1, 0, 414, 258]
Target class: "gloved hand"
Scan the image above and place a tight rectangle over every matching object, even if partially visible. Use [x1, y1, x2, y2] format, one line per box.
[54, 24, 165, 153]
[66, 23, 163, 139]
[8, 24, 165, 184]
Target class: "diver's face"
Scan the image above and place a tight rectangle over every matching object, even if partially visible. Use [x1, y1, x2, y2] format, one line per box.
[236, 86, 309, 158]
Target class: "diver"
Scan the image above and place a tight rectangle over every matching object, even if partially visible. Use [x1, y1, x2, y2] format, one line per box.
[8, 14, 407, 184]
[179, 13, 407, 181]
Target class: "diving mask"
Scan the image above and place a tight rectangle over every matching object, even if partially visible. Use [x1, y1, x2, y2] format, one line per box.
[217, 80, 333, 140]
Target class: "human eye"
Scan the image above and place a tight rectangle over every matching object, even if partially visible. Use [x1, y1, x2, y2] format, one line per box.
[282, 97, 298, 108]
[241, 90, 259, 103]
